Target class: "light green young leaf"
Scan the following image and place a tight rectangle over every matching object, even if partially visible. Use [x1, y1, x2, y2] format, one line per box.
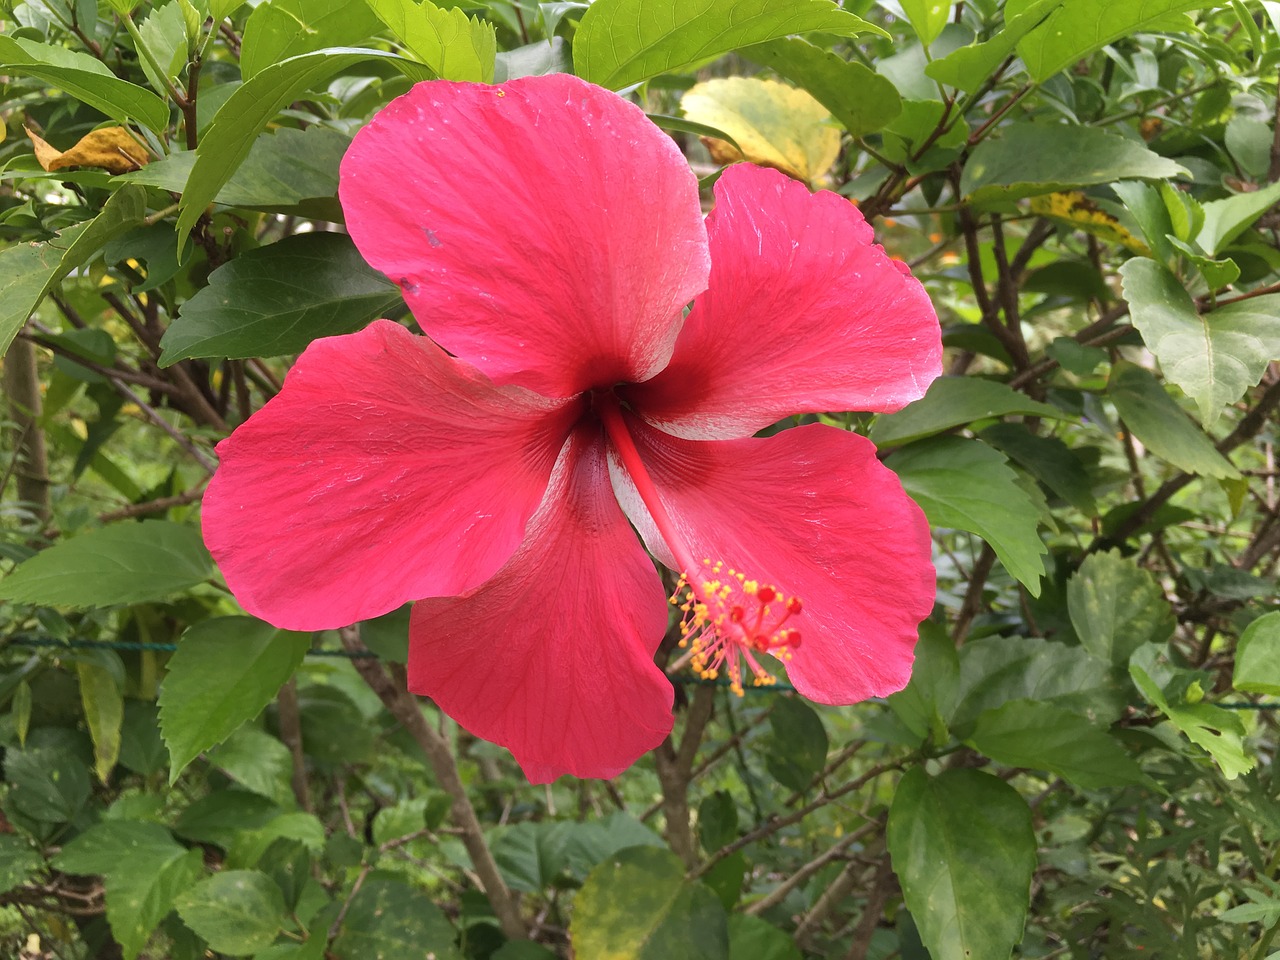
[1196, 179, 1280, 256]
[241, 0, 383, 80]
[1121, 258, 1280, 427]
[888, 768, 1035, 960]
[137, 0, 190, 95]
[1012, 0, 1217, 81]
[0, 185, 148, 356]
[175, 47, 407, 249]
[160, 232, 400, 364]
[1067, 549, 1174, 667]
[362, 0, 496, 81]
[570, 846, 728, 960]
[1107, 361, 1240, 479]
[1234, 611, 1280, 696]
[573, 0, 885, 90]
[0, 520, 213, 607]
[887, 437, 1047, 595]
[870, 376, 1066, 447]
[160, 617, 311, 782]
[108, 849, 204, 960]
[961, 123, 1188, 203]
[77, 651, 125, 783]
[925, 0, 1065, 92]
[900, 0, 952, 45]
[742, 38, 902, 137]
[0, 37, 170, 132]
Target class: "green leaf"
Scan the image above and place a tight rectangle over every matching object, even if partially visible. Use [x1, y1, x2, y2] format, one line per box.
[887, 437, 1047, 596]
[493, 943, 560, 960]
[1111, 180, 1176, 264]
[176, 870, 287, 956]
[160, 233, 400, 364]
[1107, 361, 1240, 479]
[763, 697, 828, 792]
[54, 821, 185, 876]
[363, 0, 497, 81]
[329, 873, 463, 960]
[979, 423, 1098, 515]
[950, 635, 1122, 734]
[492, 822, 558, 894]
[1167, 236, 1241, 291]
[176, 47, 406, 249]
[124, 126, 349, 222]
[1234, 611, 1280, 696]
[960, 123, 1188, 203]
[137, 0, 190, 95]
[77, 651, 125, 783]
[1225, 116, 1273, 180]
[887, 620, 958, 743]
[0, 184, 148, 356]
[573, 0, 885, 90]
[741, 38, 901, 138]
[900, 0, 952, 44]
[107, 848, 204, 960]
[888, 768, 1036, 960]
[727, 915, 801, 960]
[698, 791, 738, 853]
[159, 617, 311, 782]
[1121, 258, 1280, 427]
[570, 846, 729, 960]
[1131, 651, 1253, 779]
[968, 699, 1145, 788]
[1067, 549, 1175, 667]
[925, 0, 1065, 92]
[1011, 0, 1217, 81]
[870, 377, 1066, 447]
[0, 521, 213, 607]
[0, 836, 40, 896]
[241, 0, 383, 80]
[3, 747, 91, 824]
[0, 37, 170, 132]
[1195, 179, 1280, 256]
[209, 727, 296, 805]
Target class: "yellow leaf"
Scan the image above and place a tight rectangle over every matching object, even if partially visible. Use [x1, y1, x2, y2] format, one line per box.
[681, 76, 840, 184]
[1028, 190, 1149, 255]
[24, 126, 149, 175]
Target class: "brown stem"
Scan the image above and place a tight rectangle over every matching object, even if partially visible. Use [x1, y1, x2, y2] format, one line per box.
[338, 626, 526, 940]
[654, 685, 715, 868]
[98, 487, 206, 522]
[794, 854, 869, 948]
[276, 678, 312, 813]
[3, 334, 51, 524]
[840, 850, 897, 960]
[952, 543, 998, 643]
[745, 817, 879, 916]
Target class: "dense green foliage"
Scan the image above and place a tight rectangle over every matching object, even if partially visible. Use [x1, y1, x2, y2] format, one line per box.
[1, 0, 1280, 958]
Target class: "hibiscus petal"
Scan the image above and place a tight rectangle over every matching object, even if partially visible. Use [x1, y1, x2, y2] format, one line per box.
[203, 320, 579, 631]
[610, 417, 935, 703]
[408, 427, 674, 782]
[625, 164, 942, 439]
[339, 75, 710, 398]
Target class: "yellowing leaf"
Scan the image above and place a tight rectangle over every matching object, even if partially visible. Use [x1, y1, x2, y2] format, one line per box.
[25, 126, 149, 175]
[681, 76, 840, 184]
[1029, 190, 1149, 254]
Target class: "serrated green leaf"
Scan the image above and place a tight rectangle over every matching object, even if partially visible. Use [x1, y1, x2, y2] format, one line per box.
[871, 376, 1067, 447]
[727, 915, 801, 960]
[1011, 0, 1216, 81]
[1123, 257, 1280, 428]
[0, 836, 40, 896]
[363, 0, 496, 81]
[925, 0, 1065, 92]
[241, 0, 383, 80]
[3, 747, 91, 824]
[330, 873, 464, 960]
[1196, 179, 1280, 256]
[55, 820, 185, 877]
[0, 184, 148, 356]
[108, 848, 204, 960]
[0, 37, 170, 132]
[1067, 550, 1175, 667]
[570, 846, 728, 960]
[176, 870, 287, 956]
[741, 38, 901, 138]
[888, 768, 1035, 960]
[0, 520, 213, 607]
[968, 699, 1145, 788]
[176, 47, 407, 249]
[573, 0, 884, 90]
[1234, 611, 1280, 696]
[1107, 361, 1240, 479]
[961, 123, 1188, 203]
[980, 423, 1098, 515]
[888, 437, 1047, 596]
[137, 0, 189, 96]
[159, 232, 399, 364]
[160, 617, 311, 782]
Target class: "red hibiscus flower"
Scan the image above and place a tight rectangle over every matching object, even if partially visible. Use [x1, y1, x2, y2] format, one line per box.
[202, 74, 942, 783]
